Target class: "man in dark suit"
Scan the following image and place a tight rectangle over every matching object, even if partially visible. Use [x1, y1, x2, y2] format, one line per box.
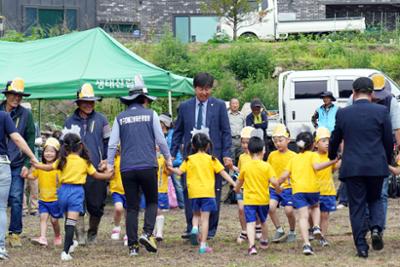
[171, 72, 232, 239]
[329, 77, 393, 258]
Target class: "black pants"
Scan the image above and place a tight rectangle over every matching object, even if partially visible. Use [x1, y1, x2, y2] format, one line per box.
[84, 176, 108, 218]
[346, 176, 384, 252]
[122, 168, 158, 246]
[182, 174, 222, 237]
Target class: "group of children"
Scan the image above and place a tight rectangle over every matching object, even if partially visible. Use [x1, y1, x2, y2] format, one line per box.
[232, 124, 340, 255]
[23, 119, 396, 260]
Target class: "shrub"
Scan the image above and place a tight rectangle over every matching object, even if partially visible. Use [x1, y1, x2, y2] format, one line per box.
[228, 45, 275, 80]
[241, 74, 278, 110]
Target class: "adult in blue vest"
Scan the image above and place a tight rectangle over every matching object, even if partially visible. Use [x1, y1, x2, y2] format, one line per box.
[107, 75, 172, 256]
[171, 72, 232, 239]
[64, 83, 111, 245]
[311, 91, 338, 132]
[0, 111, 37, 260]
[0, 78, 35, 248]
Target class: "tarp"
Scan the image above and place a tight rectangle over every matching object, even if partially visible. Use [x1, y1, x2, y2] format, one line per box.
[0, 27, 194, 99]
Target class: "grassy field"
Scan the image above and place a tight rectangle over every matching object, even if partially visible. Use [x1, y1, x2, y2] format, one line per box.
[4, 193, 400, 267]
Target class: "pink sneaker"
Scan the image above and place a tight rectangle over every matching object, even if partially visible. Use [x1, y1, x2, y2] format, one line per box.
[54, 235, 62, 246]
[31, 237, 48, 247]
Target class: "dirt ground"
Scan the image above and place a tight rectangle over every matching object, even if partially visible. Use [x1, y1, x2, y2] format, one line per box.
[3, 195, 400, 267]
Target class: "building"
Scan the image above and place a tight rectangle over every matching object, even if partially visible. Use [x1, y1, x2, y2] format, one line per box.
[0, 0, 97, 33]
[1, 0, 399, 40]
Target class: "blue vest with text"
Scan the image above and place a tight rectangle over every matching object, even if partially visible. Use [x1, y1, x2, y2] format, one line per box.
[117, 104, 156, 172]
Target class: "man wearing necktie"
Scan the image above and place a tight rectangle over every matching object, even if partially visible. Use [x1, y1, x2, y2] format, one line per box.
[171, 72, 233, 240]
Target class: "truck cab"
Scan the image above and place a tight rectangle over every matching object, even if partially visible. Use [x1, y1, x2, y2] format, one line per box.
[278, 69, 400, 139]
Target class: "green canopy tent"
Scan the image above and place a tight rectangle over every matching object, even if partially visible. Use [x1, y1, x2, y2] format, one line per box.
[0, 27, 194, 116]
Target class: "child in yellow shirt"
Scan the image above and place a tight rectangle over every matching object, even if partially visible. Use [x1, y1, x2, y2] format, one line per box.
[32, 132, 112, 261]
[235, 136, 280, 255]
[314, 127, 341, 247]
[170, 133, 236, 254]
[267, 124, 297, 243]
[278, 132, 337, 256]
[153, 150, 170, 241]
[110, 150, 128, 246]
[27, 138, 62, 247]
[235, 126, 254, 244]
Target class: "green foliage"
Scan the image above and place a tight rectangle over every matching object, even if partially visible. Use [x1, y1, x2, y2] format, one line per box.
[228, 46, 275, 80]
[240, 75, 278, 110]
[152, 32, 190, 75]
[346, 51, 372, 68]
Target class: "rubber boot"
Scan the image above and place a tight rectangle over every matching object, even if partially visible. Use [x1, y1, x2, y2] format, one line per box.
[75, 216, 87, 246]
[155, 215, 165, 241]
[87, 216, 101, 244]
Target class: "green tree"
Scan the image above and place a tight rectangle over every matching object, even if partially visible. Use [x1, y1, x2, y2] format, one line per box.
[202, 0, 261, 40]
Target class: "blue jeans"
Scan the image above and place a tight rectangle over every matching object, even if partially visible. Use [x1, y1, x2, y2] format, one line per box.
[171, 174, 184, 209]
[0, 164, 11, 247]
[8, 166, 25, 234]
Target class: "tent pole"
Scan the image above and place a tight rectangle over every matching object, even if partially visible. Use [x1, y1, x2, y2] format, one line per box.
[38, 99, 42, 130]
[168, 90, 172, 117]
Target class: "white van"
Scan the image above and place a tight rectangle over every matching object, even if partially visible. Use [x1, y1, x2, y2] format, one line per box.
[278, 69, 400, 139]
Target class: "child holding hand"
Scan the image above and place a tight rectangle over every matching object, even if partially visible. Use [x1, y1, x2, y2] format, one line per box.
[169, 133, 236, 254]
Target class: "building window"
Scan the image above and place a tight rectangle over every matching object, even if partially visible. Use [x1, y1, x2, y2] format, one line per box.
[24, 7, 78, 32]
[66, 9, 77, 30]
[100, 23, 139, 34]
[174, 16, 218, 43]
[294, 80, 327, 99]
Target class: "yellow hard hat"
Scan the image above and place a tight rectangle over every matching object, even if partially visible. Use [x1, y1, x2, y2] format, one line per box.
[44, 137, 60, 151]
[371, 74, 385, 91]
[2, 77, 30, 97]
[240, 126, 255, 139]
[315, 127, 331, 142]
[75, 83, 101, 102]
[272, 124, 289, 138]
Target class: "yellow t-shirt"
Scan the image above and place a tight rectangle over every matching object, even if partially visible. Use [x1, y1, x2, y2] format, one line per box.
[267, 150, 297, 189]
[157, 156, 169, 194]
[53, 154, 96, 184]
[314, 152, 336, 196]
[285, 151, 319, 194]
[179, 152, 225, 199]
[110, 155, 124, 195]
[239, 159, 276, 205]
[238, 153, 252, 171]
[31, 168, 60, 202]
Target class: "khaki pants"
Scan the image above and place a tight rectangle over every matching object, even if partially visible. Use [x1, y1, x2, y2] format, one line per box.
[23, 179, 38, 214]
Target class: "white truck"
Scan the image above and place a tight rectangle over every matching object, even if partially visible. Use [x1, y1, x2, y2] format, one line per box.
[218, 0, 366, 40]
[277, 69, 400, 139]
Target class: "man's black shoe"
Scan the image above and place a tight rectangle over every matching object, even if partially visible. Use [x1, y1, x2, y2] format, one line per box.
[357, 250, 368, 258]
[181, 232, 190, 239]
[371, 229, 384, 250]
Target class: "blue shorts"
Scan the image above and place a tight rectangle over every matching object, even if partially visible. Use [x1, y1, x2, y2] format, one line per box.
[293, 193, 320, 209]
[319, 195, 337, 212]
[190, 198, 217, 212]
[244, 205, 269, 223]
[158, 193, 169, 210]
[38, 200, 63, 219]
[269, 188, 293, 207]
[57, 184, 85, 214]
[112, 192, 126, 209]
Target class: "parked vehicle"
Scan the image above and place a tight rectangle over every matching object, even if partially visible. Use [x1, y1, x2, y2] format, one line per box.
[278, 69, 400, 139]
[217, 0, 365, 40]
